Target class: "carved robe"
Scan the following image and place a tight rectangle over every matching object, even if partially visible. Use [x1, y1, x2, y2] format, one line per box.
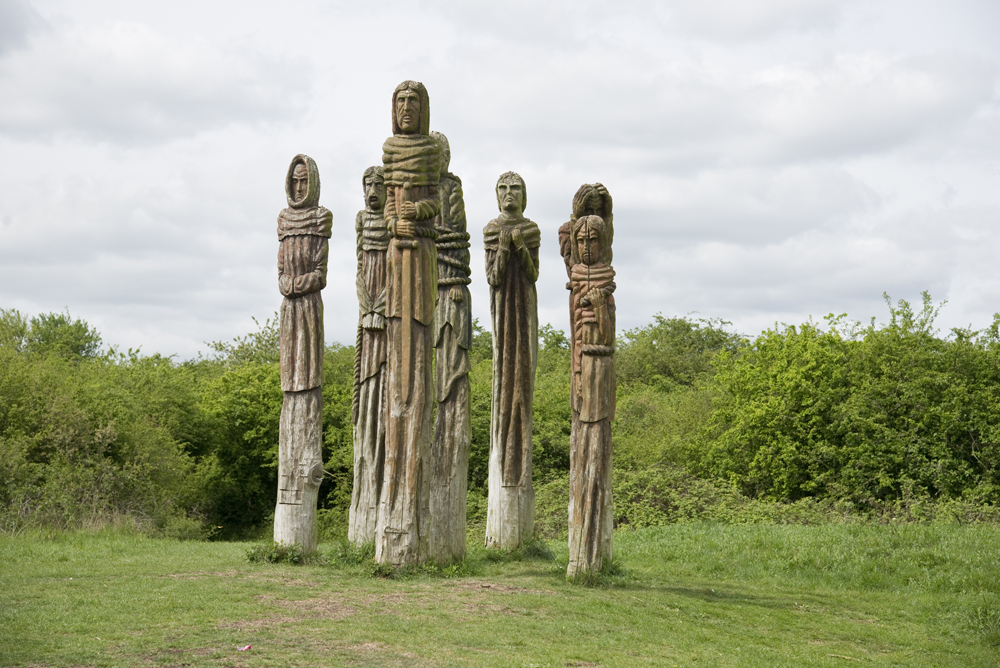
[274, 154, 331, 553]
[429, 171, 472, 563]
[376, 132, 442, 565]
[567, 262, 616, 578]
[349, 207, 389, 544]
[484, 217, 540, 549]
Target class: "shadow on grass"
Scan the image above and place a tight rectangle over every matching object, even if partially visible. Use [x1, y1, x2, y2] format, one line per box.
[319, 535, 562, 580]
[657, 584, 820, 612]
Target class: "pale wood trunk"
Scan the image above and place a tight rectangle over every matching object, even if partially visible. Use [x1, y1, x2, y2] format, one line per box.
[349, 362, 385, 544]
[428, 336, 470, 564]
[567, 416, 613, 577]
[274, 387, 324, 552]
[376, 316, 432, 565]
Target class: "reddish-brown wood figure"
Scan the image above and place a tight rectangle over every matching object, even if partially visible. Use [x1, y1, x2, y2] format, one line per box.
[566, 214, 616, 578]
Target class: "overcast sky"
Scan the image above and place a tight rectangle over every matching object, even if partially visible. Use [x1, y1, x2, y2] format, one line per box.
[1, 0, 998, 357]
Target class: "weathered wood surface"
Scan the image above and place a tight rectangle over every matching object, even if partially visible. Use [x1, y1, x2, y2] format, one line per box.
[428, 131, 472, 564]
[274, 387, 324, 551]
[274, 154, 331, 552]
[484, 171, 539, 550]
[565, 214, 616, 578]
[349, 166, 389, 545]
[375, 81, 442, 566]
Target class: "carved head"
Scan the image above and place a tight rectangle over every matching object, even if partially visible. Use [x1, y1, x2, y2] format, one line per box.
[362, 165, 386, 213]
[571, 183, 611, 221]
[285, 154, 321, 209]
[391, 80, 430, 136]
[573, 215, 608, 266]
[495, 171, 526, 216]
[430, 131, 451, 173]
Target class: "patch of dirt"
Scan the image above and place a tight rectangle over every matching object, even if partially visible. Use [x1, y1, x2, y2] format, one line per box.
[460, 601, 519, 616]
[160, 570, 240, 579]
[449, 580, 555, 595]
[270, 596, 355, 620]
[250, 575, 319, 587]
[347, 642, 383, 653]
[217, 614, 299, 631]
[565, 662, 599, 667]
[244, 594, 355, 621]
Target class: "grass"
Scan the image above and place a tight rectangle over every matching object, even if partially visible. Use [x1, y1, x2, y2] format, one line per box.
[1, 524, 998, 667]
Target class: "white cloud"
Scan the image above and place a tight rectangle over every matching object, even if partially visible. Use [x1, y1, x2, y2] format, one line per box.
[666, 0, 849, 41]
[750, 51, 998, 161]
[0, 21, 310, 144]
[0, 0, 998, 357]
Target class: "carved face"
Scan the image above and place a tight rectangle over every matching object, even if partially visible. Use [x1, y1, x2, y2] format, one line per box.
[364, 174, 386, 211]
[497, 181, 524, 216]
[583, 191, 603, 216]
[576, 223, 602, 266]
[291, 164, 310, 205]
[395, 89, 421, 134]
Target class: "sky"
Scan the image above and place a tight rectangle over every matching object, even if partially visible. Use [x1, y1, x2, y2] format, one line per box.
[1, 0, 998, 358]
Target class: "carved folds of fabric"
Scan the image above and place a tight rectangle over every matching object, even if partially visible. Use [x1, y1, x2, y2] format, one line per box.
[356, 210, 389, 333]
[570, 263, 616, 423]
[277, 209, 331, 393]
[435, 173, 471, 286]
[484, 217, 540, 487]
[382, 135, 442, 188]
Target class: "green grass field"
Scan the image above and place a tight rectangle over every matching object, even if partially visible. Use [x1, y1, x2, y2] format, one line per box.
[2, 524, 998, 667]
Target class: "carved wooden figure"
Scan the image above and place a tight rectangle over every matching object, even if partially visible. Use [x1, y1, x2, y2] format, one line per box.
[274, 154, 332, 552]
[428, 131, 472, 563]
[375, 81, 442, 566]
[484, 171, 540, 550]
[349, 166, 388, 545]
[558, 184, 615, 415]
[566, 214, 616, 578]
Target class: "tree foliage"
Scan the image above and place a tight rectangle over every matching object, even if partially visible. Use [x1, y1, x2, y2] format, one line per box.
[3, 294, 999, 538]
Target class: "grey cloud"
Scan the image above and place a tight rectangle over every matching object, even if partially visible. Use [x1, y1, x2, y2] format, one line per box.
[0, 23, 311, 144]
[749, 51, 998, 162]
[665, 0, 849, 41]
[0, 0, 46, 56]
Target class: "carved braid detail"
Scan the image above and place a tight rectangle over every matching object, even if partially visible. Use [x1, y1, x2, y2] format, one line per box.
[581, 344, 615, 356]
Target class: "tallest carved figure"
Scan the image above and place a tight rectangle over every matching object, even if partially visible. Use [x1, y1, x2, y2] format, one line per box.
[376, 81, 442, 566]
[484, 172, 540, 549]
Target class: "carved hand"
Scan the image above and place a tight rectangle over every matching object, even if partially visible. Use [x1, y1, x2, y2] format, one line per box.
[400, 200, 418, 220]
[587, 287, 605, 308]
[449, 285, 464, 302]
[278, 274, 294, 297]
[499, 229, 512, 251]
[511, 228, 525, 250]
[396, 220, 415, 238]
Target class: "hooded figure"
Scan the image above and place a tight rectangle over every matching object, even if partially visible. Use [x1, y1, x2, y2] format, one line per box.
[274, 154, 332, 554]
[277, 154, 332, 392]
[376, 80, 442, 566]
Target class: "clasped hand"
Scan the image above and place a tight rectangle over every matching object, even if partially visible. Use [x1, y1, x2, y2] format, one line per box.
[499, 228, 525, 251]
